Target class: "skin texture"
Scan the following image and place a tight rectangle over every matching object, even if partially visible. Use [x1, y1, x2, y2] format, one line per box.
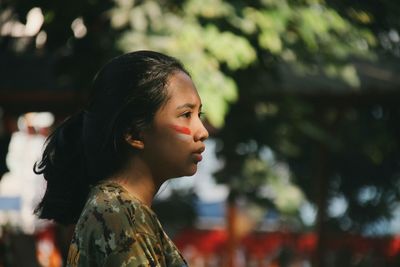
[111, 71, 209, 206]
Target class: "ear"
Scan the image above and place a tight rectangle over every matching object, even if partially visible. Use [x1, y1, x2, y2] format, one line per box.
[125, 134, 144, 150]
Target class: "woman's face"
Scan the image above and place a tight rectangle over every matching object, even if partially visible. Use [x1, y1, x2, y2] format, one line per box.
[142, 71, 209, 180]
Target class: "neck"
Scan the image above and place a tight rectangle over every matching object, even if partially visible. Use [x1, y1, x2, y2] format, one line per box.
[109, 157, 162, 207]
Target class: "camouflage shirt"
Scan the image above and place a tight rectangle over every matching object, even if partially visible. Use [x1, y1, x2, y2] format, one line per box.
[67, 181, 188, 267]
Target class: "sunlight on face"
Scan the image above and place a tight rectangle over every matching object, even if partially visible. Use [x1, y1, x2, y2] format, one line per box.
[142, 71, 209, 179]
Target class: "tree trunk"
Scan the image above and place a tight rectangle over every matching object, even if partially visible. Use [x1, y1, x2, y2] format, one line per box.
[226, 190, 239, 267]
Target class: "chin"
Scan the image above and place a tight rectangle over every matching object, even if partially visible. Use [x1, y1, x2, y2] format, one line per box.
[167, 162, 199, 179]
[181, 165, 198, 177]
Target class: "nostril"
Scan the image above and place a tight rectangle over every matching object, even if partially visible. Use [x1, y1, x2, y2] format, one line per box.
[200, 131, 209, 142]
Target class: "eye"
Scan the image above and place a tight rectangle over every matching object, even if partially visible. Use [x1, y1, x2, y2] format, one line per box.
[181, 112, 192, 119]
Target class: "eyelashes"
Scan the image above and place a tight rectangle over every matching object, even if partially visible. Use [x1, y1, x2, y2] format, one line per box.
[182, 112, 191, 118]
[181, 111, 205, 120]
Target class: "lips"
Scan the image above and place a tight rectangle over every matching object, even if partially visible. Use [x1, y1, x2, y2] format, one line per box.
[192, 146, 205, 162]
[192, 153, 203, 162]
[194, 146, 205, 154]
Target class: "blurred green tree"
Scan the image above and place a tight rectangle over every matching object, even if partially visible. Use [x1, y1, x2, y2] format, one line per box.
[2, 1, 400, 265]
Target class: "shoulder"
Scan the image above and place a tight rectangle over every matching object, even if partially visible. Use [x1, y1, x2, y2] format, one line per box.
[76, 182, 160, 238]
[70, 182, 165, 265]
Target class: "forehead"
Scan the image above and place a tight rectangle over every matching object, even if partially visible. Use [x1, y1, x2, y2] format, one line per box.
[164, 71, 201, 107]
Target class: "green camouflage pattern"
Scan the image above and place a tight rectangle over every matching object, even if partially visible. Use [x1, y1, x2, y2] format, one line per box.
[67, 181, 188, 267]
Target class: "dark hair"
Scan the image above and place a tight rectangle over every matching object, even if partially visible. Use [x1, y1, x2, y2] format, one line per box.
[34, 51, 189, 225]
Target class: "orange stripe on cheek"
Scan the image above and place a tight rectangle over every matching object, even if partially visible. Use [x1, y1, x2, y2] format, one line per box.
[169, 125, 191, 135]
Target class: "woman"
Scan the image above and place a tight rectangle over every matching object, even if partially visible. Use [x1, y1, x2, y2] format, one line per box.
[34, 51, 209, 266]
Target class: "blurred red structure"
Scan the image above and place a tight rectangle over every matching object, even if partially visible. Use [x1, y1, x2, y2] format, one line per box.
[174, 228, 400, 267]
[35, 225, 62, 267]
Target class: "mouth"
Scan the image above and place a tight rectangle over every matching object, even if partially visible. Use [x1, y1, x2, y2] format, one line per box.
[194, 146, 205, 154]
[192, 146, 205, 162]
[192, 153, 203, 162]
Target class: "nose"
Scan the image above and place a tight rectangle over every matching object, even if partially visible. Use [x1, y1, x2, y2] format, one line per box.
[194, 119, 209, 142]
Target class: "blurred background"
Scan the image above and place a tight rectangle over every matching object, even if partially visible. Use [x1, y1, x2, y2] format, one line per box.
[0, 0, 400, 266]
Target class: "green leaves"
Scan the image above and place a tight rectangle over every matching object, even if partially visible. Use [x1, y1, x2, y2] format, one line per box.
[240, 155, 305, 214]
[184, 0, 233, 18]
[113, 1, 258, 127]
[111, 0, 378, 128]
[203, 25, 256, 70]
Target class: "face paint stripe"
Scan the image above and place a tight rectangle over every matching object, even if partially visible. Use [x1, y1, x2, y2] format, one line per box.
[169, 125, 191, 135]
[176, 133, 192, 141]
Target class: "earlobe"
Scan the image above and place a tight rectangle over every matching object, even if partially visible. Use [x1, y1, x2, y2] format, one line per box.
[125, 135, 145, 149]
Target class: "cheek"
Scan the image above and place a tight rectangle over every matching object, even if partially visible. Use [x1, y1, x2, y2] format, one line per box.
[169, 125, 192, 142]
[175, 133, 192, 142]
[151, 130, 187, 154]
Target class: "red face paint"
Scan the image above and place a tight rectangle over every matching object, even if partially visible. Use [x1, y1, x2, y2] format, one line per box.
[169, 125, 191, 135]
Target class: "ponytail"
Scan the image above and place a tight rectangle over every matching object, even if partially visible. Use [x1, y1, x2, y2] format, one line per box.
[34, 112, 89, 225]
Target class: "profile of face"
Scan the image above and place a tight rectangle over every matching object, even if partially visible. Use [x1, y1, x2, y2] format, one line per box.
[138, 71, 209, 180]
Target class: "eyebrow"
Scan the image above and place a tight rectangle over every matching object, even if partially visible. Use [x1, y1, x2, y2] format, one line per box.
[176, 103, 202, 110]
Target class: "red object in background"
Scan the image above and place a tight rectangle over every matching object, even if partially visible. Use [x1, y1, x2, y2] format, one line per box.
[242, 232, 286, 259]
[174, 228, 400, 261]
[387, 236, 400, 257]
[175, 228, 227, 255]
[35, 225, 63, 267]
[296, 233, 317, 255]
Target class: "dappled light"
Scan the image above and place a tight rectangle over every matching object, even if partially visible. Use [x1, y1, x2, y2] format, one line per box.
[1, 0, 400, 266]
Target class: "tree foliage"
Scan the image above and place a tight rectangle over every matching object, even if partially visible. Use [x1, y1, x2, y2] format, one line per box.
[111, 0, 375, 126]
